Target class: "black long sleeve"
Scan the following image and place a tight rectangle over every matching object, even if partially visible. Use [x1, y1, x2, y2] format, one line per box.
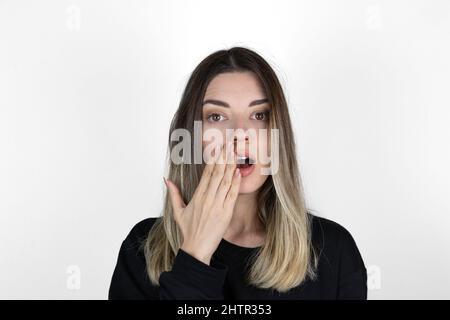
[336, 224, 368, 299]
[108, 214, 367, 300]
[159, 249, 228, 299]
[108, 218, 229, 300]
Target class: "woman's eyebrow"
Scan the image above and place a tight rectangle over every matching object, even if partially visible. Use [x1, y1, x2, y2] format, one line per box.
[202, 98, 268, 108]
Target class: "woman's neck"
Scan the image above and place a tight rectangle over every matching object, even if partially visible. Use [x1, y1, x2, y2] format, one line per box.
[224, 192, 265, 240]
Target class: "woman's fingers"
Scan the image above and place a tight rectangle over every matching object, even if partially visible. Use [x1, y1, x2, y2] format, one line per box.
[192, 144, 221, 200]
[223, 168, 241, 211]
[164, 178, 186, 222]
[204, 141, 232, 203]
[216, 150, 237, 202]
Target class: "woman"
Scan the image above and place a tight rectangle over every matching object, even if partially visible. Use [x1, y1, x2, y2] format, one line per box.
[108, 47, 367, 299]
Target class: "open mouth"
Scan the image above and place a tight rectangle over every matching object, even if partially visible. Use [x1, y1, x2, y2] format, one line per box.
[236, 156, 255, 169]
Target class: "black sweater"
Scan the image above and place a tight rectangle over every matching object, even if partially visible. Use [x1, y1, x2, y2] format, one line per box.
[108, 214, 367, 300]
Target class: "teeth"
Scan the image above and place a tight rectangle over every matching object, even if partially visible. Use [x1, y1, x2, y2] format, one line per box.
[236, 156, 255, 165]
[237, 156, 247, 164]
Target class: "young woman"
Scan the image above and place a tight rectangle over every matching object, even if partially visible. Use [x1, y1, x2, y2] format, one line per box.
[108, 47, 367, 300]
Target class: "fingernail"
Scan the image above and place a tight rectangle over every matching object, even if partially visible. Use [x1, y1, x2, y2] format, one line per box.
[235, 168, 240, 176]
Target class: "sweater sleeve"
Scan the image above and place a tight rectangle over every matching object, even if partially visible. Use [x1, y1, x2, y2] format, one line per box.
[159, 249, 228, 300]
[108, 218, 228, 300]
[336, 226, 368, 299]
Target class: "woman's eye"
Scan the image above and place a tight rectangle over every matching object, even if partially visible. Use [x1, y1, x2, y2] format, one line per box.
[206, 113, 226, 122]
[206, 111, 269, 122]
[252, 111, 269, 121]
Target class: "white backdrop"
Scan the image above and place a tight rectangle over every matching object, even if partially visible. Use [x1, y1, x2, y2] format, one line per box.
[1, 0, 449, 299]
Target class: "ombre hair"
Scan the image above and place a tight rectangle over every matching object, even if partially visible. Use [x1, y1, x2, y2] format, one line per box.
[143, 46, 317, 292]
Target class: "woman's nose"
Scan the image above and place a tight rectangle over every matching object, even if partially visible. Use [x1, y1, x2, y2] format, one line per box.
[230, 115, 248, 129]
[232, 131, 251, 154]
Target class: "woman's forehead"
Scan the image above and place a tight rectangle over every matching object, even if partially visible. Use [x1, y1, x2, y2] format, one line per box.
[204, 72, 266, 103]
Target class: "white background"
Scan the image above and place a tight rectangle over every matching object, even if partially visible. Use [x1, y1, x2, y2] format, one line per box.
[1, 0, 449, 299]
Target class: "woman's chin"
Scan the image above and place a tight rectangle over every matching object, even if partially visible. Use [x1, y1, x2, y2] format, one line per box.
[237, 173, 268, 194]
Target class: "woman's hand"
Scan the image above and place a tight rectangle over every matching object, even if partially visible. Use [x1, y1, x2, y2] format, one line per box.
[164, 141, 241, 265]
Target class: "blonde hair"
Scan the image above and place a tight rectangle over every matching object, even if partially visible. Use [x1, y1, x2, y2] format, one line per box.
[143, 47, 317, 293]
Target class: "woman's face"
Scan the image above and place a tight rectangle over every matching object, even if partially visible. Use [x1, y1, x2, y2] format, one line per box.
[202, 71, 271, 194]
